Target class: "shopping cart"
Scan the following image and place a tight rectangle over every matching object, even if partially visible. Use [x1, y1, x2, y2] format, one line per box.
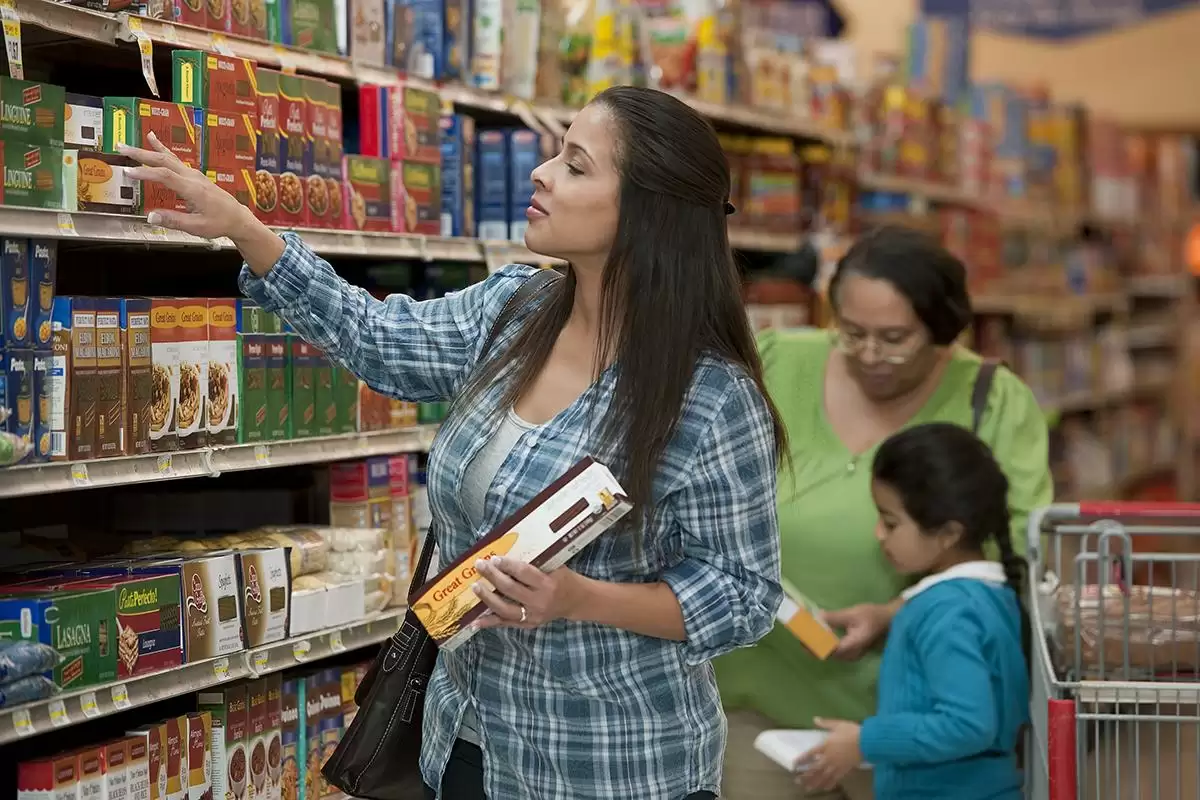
[1026, 502, 1200, 800]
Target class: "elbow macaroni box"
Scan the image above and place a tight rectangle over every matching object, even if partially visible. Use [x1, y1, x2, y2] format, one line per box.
[776, 576, 840, 660]
[412, 456, 632, 651]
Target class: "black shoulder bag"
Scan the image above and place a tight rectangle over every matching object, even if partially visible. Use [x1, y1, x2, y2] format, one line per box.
[971, 359, 1000, 434]
[322, 268, 561, 800]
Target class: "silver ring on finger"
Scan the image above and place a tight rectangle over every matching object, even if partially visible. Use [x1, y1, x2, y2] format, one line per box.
[520, 605, 528, 624]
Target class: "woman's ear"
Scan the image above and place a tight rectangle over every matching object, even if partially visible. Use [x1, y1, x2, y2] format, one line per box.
[936, 520, 965, 552]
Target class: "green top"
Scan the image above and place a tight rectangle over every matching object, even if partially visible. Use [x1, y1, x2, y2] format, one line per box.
[715, 328, 1053, 728]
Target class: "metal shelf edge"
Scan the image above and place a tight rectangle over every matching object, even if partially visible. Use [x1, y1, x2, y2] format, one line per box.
[0, 608, 404, 745]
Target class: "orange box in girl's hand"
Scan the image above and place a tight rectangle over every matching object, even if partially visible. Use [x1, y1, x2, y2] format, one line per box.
[411, 457, 632, 651]
[776, 577, 840, 660]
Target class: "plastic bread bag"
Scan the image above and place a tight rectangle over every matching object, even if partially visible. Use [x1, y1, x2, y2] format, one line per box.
[253, 527, 329, 577]
[0, 430, 31, 466]
[317, 527, 387, 553]
[0, 675, 57, 708]
[0, 640, 62, 683]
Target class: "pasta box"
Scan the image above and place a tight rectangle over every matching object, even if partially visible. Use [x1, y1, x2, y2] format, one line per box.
[412, 457, 631, 651]
[172, 50, 259, 117]
[342, 154, 392, 232]
[0, 585, 119, 689]
[0, 142, 63, 210]
[0, 77, 65, 147]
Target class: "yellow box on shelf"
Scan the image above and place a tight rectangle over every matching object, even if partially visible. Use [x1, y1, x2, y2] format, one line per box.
[776, 577, 840, 660]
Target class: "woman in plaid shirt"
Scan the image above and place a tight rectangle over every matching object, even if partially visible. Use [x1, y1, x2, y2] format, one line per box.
[122, 85, 786, 800]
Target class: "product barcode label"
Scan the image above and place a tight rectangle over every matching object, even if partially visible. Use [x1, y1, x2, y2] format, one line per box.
[330, 631, 345, 652]
[48, 699, 69, 727]
[11, 708, 32, 736]
[111, 684, 131, 710]
[80, 692, 100, 718]
[70, 463, 90, 487]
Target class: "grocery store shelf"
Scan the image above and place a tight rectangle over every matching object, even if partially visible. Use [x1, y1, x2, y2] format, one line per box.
[973, 292, 1128, 315]
[10, 2, 852, 143]
[0, 426, 438, 499]
[0, 608, 404, 745]
[1129, 274, 1188, 297]
[729, 229, 803, 252]
[1042, 378, 1173, 417]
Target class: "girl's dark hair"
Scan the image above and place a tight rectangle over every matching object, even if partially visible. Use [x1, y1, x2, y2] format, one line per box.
[458, 86, 786, 535]
[872, 422, 1031, 669]
[828, 225, 973, 346]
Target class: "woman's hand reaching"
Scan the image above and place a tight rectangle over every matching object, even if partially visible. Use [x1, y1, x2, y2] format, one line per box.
[119, 132, 286, 275]
[472, 556, 586, 629]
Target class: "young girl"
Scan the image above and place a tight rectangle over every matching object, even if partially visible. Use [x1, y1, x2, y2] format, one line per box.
[800, 421, 1030, 799]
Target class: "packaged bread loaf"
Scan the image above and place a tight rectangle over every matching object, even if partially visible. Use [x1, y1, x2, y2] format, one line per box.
[1057, 583, 1200, 674]
[242, 527, 328, 577]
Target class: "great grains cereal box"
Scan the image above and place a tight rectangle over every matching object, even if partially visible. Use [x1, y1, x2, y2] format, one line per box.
[412, 457, 631, 651]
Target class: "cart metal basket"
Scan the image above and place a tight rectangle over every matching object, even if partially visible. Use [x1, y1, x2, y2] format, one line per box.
[1027, 502, 1200, 800]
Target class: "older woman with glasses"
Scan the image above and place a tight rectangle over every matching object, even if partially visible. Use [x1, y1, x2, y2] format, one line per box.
[717, 226, 1052, 800]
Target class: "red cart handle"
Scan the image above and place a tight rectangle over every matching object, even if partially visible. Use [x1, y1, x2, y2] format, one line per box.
[1078, 501, 1200, 518]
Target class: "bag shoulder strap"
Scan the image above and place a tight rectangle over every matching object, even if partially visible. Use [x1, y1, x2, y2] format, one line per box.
[407, 268, 562, 599]
[971, 359, 1001, 434]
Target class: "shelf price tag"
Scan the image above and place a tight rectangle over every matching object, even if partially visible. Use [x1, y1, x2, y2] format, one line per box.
[71, 463, 91, 487]
[272, 44, 298, 73]
[213, 658, 230, 681]
[210, 33, 234, 56]
[80, 692, 100, 719]
[111, 684, 131, 710]
[11, 708, 33, 737]
[0, 0, 23, 81]
[252, 651, 269, 674]
[48, 699, 69, 727]
[156, 454, 174, 476]
[253, 444, 270, 465]
[125, 18, 161, 98]
[292, 640, 312, 661]
[330, 631, 345, 652]
[57, 213, 77, 236]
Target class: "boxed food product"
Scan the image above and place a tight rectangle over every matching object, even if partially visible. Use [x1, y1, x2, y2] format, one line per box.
[265, 673, 284, 800]
[16, 753, 79, 800]
[351, 0, 387, 64]
[207, 299, 237, 445]
[324, 82, 345, 229]
[30, 239, 55, 349]
[122, 298, 153, 456]
[0, 141, 64, 209]
[776, 576, 840, 660]
[125, 734, 150, 800]
[175, 299, 209, 450]
[389, 453, 415, 599]
[202, 110, 257, 172]
[358, 83, 441, 163]
[254, 67, 281, 225]
[280, 679, 303, 800]
[156, 0, 206, 28]
[439, 111, 475, 237]
[305, 669, 343, 799]
[277, 72, 308, 228]
[475, 128, 507, 240]
[342, 154, 392, 231]
[173, 50, 259, 116]
[65, 92, 103, 149]
[237, 547, 291, 646]
[286, 0, 338, 53]
[228, 0, 253, 37]
[31, 349, 50, 462]
[94, 298, 123, 458]
[248, 0, 269, 39]
[289, 333, 316, 438]
[237, 300, 266, 444]
[49, 297, 70, 461]
[150, 298, 180, 453]
[247, 679, 270, 799]
[443, 0, 470, 81]
[262, 312, 290, 441]
[160, 716, 186, 800]
[176, 552, 243, 660]
[75, 747, 104, 800]
[2, 349, 33, 454]
[1, 237, 30, 349]
[66, 297, 98, 461]
[198, 684, 248, 800]
[314, 352, 335, 435]
[187, 712, 212, 800]
[0, 586, 118, 689]
[209, 166, 257, 210]
[103, 738, 130, 800]
[206, 0, 231, 35]
[413, 457, 631, 650]
[103, 97, 203, 213]
[398, 160, 441, 235]
[0, 78, 66, 146]
[125, 724, 164, 800]
[330, 458, 392, 529]
[63, 149, 141, 214]
[334, 364, 357, 434]
[69, 572, 184, 677]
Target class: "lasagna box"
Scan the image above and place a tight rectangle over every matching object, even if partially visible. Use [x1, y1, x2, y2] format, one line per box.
[412, 457, 631, 651]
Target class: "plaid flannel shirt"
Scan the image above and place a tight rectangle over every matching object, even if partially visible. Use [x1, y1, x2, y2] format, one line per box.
[240, 232, 783, 799]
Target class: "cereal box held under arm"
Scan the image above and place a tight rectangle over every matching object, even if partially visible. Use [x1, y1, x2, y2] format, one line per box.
[412, 456, 631, 651]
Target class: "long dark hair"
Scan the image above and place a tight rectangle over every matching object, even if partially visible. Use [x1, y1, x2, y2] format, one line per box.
[459, 86, 786, 530]
[872, 422, 1031, 669]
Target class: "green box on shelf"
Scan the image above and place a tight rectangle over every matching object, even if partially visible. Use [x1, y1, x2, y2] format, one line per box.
[418, 402, 448, 425]
[262, 312, 291, 441]
[237, 300, 267, 444]
[334, 364, 358, 434]
[288, 0, 338, 54]
[0, 142, 63, 210]
[289, 332, 317, 438]
[0, 77, 65, 147]
[314, 351, 336, 436]
[0, 587, 118, 690]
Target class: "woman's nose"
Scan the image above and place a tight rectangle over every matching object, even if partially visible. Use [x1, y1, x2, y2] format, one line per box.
[531, 161, 550, 190]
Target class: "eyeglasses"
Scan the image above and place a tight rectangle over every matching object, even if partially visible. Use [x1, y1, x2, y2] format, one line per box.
[830, 327, 924, 366]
